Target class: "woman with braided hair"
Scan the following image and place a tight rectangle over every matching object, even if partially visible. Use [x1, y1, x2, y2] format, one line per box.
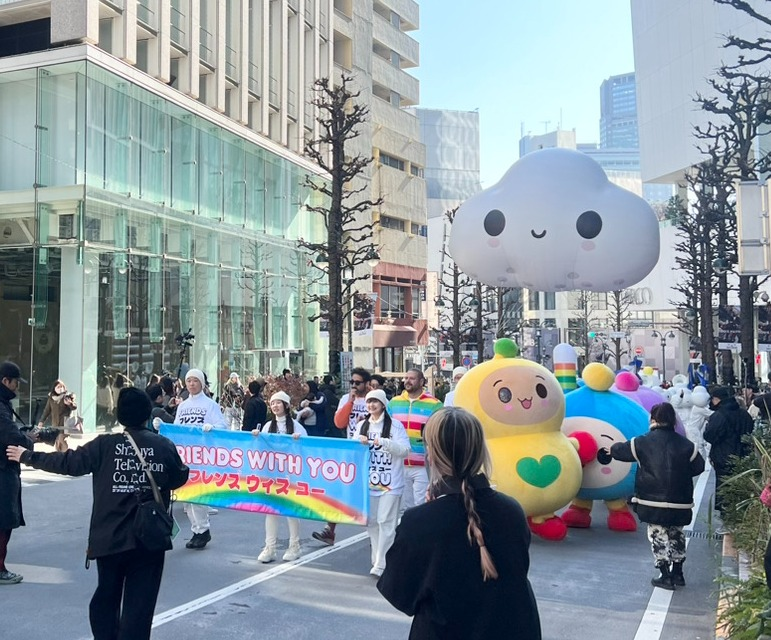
[377, 407, 541, 639]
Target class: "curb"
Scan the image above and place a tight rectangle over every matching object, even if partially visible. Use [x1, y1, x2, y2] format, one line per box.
[715, 533, 736, 640]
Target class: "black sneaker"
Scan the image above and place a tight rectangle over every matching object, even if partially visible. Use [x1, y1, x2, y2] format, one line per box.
[186, 530, 212, 550]
[311, 527, 335, 546]
[0, 570, 23, 585]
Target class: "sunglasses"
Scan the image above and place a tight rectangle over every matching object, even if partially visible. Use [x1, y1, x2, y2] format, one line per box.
[350, 379, 365, 385]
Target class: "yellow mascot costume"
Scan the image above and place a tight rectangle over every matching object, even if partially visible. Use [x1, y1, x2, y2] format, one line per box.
[455, 338, 596, 541]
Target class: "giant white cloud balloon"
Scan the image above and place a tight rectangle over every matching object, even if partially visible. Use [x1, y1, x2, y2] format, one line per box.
[449, 148, 660, 292]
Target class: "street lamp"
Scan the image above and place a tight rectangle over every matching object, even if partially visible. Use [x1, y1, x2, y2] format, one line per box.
[651, 329, 676, 382]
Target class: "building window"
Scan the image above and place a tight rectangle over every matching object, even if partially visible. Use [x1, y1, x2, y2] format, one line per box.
[410, 164, 423, 178]
[527, 289, 539, 311]
[380, 285, 405, 318]
[380, 215, 405, 231]
[379, 152, 404, 171]
[410, 223, 427, 237]
[544, 291, 556, 310]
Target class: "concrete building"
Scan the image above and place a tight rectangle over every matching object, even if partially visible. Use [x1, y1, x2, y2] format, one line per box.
[0, 0, 424, 427]
[335, 0, 426, 373]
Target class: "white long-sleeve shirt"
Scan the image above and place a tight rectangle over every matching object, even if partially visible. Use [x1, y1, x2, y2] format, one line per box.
[353, 416, 410, 496]
[259, 415, 307, 436]
[174, 392, 228, 428]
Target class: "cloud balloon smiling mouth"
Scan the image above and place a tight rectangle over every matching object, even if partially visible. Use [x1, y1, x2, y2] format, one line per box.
[519, 397, 533, 409]
[531, 229, 547, 239]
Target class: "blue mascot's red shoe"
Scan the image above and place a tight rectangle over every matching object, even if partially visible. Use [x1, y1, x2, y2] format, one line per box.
[607, 508, 637, 532]
[528, 515, 568, 541]
[562, 504, 592, 528]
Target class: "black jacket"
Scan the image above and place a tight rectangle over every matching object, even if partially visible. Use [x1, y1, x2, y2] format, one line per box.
[378, 476, 541, 640]
[20, 429, 189, 558]
[611, 427, 705, 527]
[704, 397, 754, 473]
[242, 395, 268, 431]
[0, 384, 34, 529]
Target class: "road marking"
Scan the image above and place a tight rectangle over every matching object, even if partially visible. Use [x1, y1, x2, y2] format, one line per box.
[152, 531, 370, 628]
[632, 466, 711, 640]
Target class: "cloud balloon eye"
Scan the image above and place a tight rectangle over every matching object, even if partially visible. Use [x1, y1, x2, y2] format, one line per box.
[498, 387, 512, 403]
[576, 210, 602, 239]
[484, 209, 506, 237]
[535, 383, 548, 398]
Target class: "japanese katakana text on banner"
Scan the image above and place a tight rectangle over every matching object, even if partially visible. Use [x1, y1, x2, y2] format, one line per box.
[160, 424, 369, 525]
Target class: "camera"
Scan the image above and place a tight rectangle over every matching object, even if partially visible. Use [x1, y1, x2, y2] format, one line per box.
[175, 328, 195, 348]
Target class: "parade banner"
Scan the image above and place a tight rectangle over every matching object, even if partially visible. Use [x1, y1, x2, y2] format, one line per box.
[160, 424, 369, 525]
[718, 305, 742, 352]
[759, 305, 771, 353]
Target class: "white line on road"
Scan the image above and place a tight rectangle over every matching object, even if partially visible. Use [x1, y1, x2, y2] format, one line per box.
[632, 466, 711, 640]
[152, 531, 370, 628]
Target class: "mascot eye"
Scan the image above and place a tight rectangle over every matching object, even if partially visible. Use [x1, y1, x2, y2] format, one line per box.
[498, 387, 512, 403]
[597, 449, 613, 465]
[535, 383, 547, 398]
[576, 210, 602, 239]
[484, 209, 506, 237]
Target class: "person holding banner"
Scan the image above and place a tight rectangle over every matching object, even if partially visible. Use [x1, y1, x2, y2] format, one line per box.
[377, 407, 541, 639]
[253, 391, 308, 563]
[313, 368, 372, 546]
[354, 389, 410, 577]
[173, 368, 228, 550]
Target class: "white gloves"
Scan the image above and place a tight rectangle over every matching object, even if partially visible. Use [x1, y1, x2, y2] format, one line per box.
[202, 423, 214, 432]
[152, 417, 162, 429]
[379, 437, 391, 450]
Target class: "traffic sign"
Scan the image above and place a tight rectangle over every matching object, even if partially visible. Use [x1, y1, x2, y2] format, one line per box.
[634, 346, 644, 356]
[462, 355, 473, 368]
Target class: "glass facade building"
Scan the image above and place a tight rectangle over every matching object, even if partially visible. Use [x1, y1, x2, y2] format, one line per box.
[0, 54, 327, 429]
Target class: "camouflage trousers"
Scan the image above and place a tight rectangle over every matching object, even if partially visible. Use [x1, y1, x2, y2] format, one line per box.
[647, 524, 686, 564]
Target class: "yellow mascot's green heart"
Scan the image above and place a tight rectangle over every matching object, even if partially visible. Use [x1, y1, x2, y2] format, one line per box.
[516, 455, 561, 488]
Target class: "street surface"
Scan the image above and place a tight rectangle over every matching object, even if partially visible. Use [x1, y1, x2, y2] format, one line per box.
[5, 463, 720, 640]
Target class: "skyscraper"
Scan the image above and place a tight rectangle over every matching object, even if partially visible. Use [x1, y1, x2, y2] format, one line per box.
[600, 72, 638, 149]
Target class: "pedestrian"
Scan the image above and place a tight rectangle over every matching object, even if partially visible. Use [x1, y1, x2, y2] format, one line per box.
[37, 379, 77, 430]
[312, 367, 371, 546]
[297, 381, 328, 437]
[354, 389, 410, 577]
[147, 384, 175, 430]
[442, 366, 468, 407]
[377, 407, 542, 639]
[6, 387, 189, 639]
[685, 385, 711, 460]
[242, 380, 268, 432]
[252, 391, 307, 563]
[0, 361, 54, 585]
[282, 368, 293, 381]
[603, 402, 705, 590]
[220, 372, 245, 430]
[388, 368, 443, 510]
[319, 375, 339, 437]
[96, 374, 115, 430]
[173, 368, 228, 549]
[704, 385, 754, 517]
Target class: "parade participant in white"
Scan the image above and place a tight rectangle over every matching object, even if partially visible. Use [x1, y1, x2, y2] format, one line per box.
[173, 368, 228, 550]
[443, 366, 468, 407]
[252, 391, 307, 563]
[354, 389, 410, 577]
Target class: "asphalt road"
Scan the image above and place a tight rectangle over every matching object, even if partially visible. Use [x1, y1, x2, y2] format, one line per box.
[4, 465, 721, 640]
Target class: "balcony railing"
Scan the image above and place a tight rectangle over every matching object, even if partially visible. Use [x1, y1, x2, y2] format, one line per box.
[170, 5, 187, 48]
[248, 63, 259, 94]
[200, 27, 214, 64]
[137, 0, 157, 29]
[225, 46, 238, 79]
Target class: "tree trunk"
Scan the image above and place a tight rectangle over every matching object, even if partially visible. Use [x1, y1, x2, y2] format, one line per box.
[475, 282, 484, 364]
[739, 274, 756, 387]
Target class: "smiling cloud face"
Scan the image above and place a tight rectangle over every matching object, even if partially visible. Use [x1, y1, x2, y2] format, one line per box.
[449, 148, 660, 292]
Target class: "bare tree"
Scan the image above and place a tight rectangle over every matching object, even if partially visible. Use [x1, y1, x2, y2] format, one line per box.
[298, 74, 383, 378]
[607, 289, 633, 369]
[568, 290, 600, 373]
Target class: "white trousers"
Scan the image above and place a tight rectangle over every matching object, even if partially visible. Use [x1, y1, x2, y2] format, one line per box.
[401, 465, 429, 511]
[186, 503, 210, 534]
[368, 492, 401, 571]
[265, 514, 300, 546]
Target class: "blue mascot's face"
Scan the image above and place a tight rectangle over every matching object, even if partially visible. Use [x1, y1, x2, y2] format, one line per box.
[566, 417, 633, 489]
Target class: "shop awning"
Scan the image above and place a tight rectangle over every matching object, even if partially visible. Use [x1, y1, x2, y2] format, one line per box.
[373, 325, 417, 348]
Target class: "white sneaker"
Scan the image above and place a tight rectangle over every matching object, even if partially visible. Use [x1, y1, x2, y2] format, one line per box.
[369, 566, 384, 577]
[282, 541, 302, 562]
[258, 545, 277, 563]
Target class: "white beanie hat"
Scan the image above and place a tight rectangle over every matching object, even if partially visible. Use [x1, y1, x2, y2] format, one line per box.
[365, 389, 388, 408]
[270, 391, 291, 405]
[453, 366, 468, 378]
[185, 368, 206, 387]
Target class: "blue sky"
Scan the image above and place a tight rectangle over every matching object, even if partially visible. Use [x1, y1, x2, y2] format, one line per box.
[413, 1, 635, 187]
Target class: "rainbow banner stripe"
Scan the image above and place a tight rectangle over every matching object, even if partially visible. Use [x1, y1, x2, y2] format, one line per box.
[160, 424, 369, 525]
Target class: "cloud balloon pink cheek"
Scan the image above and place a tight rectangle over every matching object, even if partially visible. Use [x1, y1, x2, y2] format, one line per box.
[581, 241, 596, 251]
[504, 404, 513, 411]
[488, 238, 500, 248]
[601, 467, 612, 475]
